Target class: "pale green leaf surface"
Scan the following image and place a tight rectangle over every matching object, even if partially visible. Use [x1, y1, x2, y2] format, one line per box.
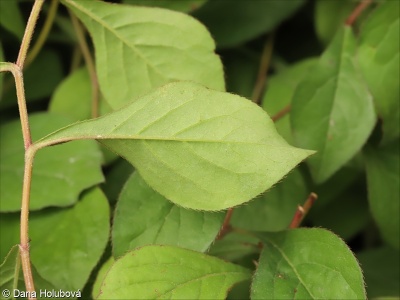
[0, 50, 63, 108]
[123, 0, 206, 12]
[37, 82, 313, 211]
[98, 245, 252, 299]
[291, 26, 376, 183]
[62, 0, 224, 109]
[0, 112, 104, 211]
[231, 169, 308, 231]
[193, 0, 305, 48]
[92, 257, 114, 299]
[357, 1, 400, 144]
[262, 58, 317, 145]
[252, 228, 366, 299]
[357, 247, 400, 298]
[365, 140, 400, 249]
[0, 246, 57, 300]
[112, 172, 224, 257]
[49, 67, 111, 121]
[0, 1, 24, 39]
[30, 188, 110, 291]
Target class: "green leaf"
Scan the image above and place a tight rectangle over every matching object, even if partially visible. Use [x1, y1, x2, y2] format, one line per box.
[252, 228, 366, 299]
[231, 169, 308, 231]
[314, 0, 354, 45]
[193, 0, 305, 48]
[0, 246, 57, 300]
[37, 82, 313, 211]
[29, 188, 110, 290]
[0, 50, 63, 108]
[0, 42, 3, 98]
[0, 1, 24, 39]
[262, 57, 317, 145]
[97, 245, 252, 299]
[0, 112, 104, 212]
[291, 26, 376, 183]
[365, 140, 400, 249]
[357, 1, 400, 144]
[92, 257, 114, 299]
[62, 0, 224, 109]
[112, 172, 224, 257]
[357, 247, 400, 298]
[123, 0, 206, 12]
[49, 67, 111, 121]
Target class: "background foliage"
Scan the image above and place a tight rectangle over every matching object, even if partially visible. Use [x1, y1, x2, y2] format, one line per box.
[0, 0, 399, 299]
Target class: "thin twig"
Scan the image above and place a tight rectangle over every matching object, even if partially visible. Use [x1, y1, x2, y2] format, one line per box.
[271, 104, 291, 122]
[289, 193, 318, 229]
[251, 32, 275, 104]
[217, 208, 234, 240]
[69, 11, 100, 118]
[345, 0, 373, 26]
[26, 0, 59, 67]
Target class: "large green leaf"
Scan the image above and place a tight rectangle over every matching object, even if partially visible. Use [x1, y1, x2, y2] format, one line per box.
[112, 172, 224, 257]
[357, 1, 400, 144]
[62, 0, 224, 109]
[231, 169, 308, 231]
[97, 245, 252, 299]
[291, 26, 376, 183]
[193, 0, 305, 48]
[0, 1, 24, 39]
[29, 188, 110, 291]
[357, 247, 400, 298]
[251, 228, 366, 299]
[365, 140, 400, 249]
[36, 82, 313, 211]
[123, 0, 206, 12]
[0, 112, 104, 212]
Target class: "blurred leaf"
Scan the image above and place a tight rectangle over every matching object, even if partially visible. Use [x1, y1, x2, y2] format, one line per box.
[365, 140, 400, 249]
[252, 228, 366, 299]
[314, 0, 354, 45]
[231, 169, 308, 231]
[112, 172, 224, 257]
[0, 215, 19, 264]
[98, 245, 252, 299]
[37, 82, 313, 211]
[92, 257, 114, 299]
[0, 42, 3, 98]
[0, 245, 57, 300]
[291, 26, 376, 183]
[357, 1, 400, 144]
[193, 0, 305, 48]
[63, 0, 225, 109]
[262, 57, 317, 144]
[0, 112, 104, 211]
[357, 247, 400, 299]
[30, 188, 110, 291]
[123, 0, 206, 12]
[0, 1, 24, 39]
[1, 50, 63, 108]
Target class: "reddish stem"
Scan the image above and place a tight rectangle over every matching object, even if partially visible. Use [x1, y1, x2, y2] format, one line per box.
[289, 193, 318, 229]
[345, 0, 373, 26]
[272, 104, 291, 122]
[217, 208, 234, 240]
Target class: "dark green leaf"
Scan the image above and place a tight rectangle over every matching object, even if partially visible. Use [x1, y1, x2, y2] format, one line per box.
[62, 0, 225, 109]
[112, 172, 224, 257]
[123, 0, 206, 12]
[357, 1, 400, 144]
[37, 82, 313, 211]
[357, 247, 400, 298]
[98, 245, 252, 299]
[231, 169, 308, 231]
[365, 140, 400, 249]
[0, 1, 24, 39]
[0, 112, 104, 211]
[291, 26, 376, 183]
[252, 228, 366, 299]
[193, 0, 305, 48]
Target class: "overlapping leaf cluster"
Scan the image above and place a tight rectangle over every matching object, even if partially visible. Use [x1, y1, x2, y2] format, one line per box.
[0, 0, 398, 299]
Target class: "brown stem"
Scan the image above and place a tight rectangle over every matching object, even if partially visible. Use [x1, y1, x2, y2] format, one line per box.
[272, 104, 291, 122]
[69, 11, 100, 118]
[288, 193, 318, 229]
[345, 0, 373, 26]
[251, 33, 275, 104]
[217, 208, 234, 240]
